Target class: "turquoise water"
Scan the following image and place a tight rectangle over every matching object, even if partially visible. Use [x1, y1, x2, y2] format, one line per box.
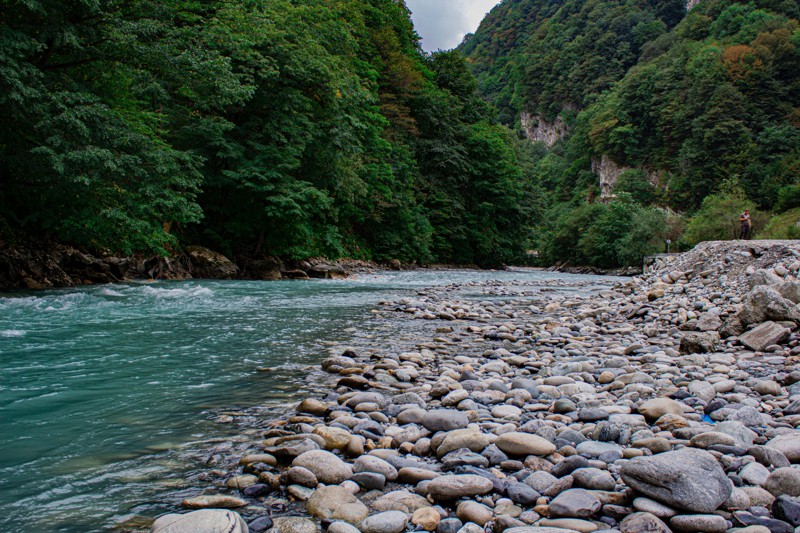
[0, 269, 616, 532]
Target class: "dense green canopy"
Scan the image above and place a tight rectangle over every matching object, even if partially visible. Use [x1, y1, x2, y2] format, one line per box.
[0, 0, 537, 267]
[462, 0, 800, 266]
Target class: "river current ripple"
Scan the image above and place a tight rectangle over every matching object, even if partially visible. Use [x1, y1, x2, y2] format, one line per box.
[0, 269, 617, 532]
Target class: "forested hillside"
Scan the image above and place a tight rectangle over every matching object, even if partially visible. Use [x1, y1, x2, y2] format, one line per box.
[0, 0, 537, 269]
[463, 0, 800, 267]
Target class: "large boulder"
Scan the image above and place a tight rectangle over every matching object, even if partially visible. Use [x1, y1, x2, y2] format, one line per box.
[245, 257, 282, 280]
[185, 246, 237, 279]
[725, 285, 800, 336]
[150, 510, 248, 533]
[750, 269, 783, 289]
[679, 332, 719, 354]
[739, 321, 791, 352]
[620, 448, 732, 512]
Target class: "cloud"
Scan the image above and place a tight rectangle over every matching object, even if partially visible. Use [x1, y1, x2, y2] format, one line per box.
[406, 0, 501, 52]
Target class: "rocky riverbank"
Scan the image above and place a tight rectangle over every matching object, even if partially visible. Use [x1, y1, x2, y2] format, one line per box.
[149, 240, 800, 533]
[0, 243, 378, 290]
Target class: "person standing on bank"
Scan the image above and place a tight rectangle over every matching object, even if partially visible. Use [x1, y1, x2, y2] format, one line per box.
[739, 209, 752, 240]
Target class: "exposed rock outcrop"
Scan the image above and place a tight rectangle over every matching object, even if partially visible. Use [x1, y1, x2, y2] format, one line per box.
[520, 111, 569, 148]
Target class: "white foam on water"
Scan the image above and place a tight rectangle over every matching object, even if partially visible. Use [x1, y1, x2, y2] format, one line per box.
[99, 288, 125, 297]
[140, 286, 214, 299]
[0, 329, 25, 337]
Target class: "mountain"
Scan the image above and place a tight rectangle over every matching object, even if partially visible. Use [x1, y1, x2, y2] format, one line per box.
[461, 0, 800, 266]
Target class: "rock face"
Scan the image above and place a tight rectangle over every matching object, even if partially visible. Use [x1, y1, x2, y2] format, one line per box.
[520, 111, 569, 148]
[620, 449, 733, 512]
[185, 245, 237, 279]
[150, 510, 248, 533]
[592, 154, 630, 200]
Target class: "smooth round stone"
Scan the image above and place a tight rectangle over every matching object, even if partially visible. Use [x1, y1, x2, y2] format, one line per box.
[619, 448, 733, 513]
[412, 507, 441, 531]
[773, 495, 800, 527]
[437, 429, 490, 458]
[639, 398, 684, 419]
[181, 495, 247, 509]
[248, 515, 274, 533]
[492, 405, 523, 419]
[619, 512, 671, 533]
[496, 432, 556, 456]
[351, 472, 386, 490]
[327, 522, 361, 533]
[578, 408, 609, 422]
[632, 437, 672, 454]
[548, 488, 601, 518]
[748, 445, 790, 468]
[398, 467, 441, 484]
[553, 399, 577, 413]
[598, 371, 615, 384]
[740, 462, 771, 487]
[427, 475, 494, 500]
[423, 410, 470, 432]
[287, 484, 314, 501]
[353, 455, 398, 481]
[633, 497, 678, 518]
[305, 485, 369, 523]
[539, 517, 599, 532]
[755, 381, 782, 396]
[767, 434, 800, 462]
[765, 467, 800, 497]
[436, 518, 463, 533]
[151, 510, 248, 533]
[670, 513, 728, 532]
[271, 517, 318, 533]
[457, 501, 493, 526]
[372, 490, 431, 513]
[239, 453, 277, 466]
[714, 380, 736, 393]
[576, 440, 623, 459]
[505, 481, 540, 505]
[298, 398, 329, 415]
[225, 474, 258, 490]
[572, 468, 616, 491]
[690, 432, 739, 449]
[292, 450, 353, 485]
[359, 511, 409, 533]
[287, 466, 318, 487]
[313, 426, 352, 450]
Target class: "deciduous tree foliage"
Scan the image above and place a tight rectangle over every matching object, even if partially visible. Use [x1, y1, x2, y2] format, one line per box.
[463, 0, 800, 267]
[0, 0, 537, 266]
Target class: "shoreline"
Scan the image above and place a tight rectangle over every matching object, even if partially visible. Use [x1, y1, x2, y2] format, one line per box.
[0, 240, 639, 292]
[144, 240, 800, 533]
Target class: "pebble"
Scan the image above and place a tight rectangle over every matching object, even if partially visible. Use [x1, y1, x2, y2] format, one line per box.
[173, 241, 800, 533]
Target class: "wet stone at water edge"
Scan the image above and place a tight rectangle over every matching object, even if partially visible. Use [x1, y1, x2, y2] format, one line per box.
[157, 241, 800, 533]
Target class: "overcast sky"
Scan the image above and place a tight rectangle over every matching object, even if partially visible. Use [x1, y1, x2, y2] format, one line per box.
[406, 0, 502, 52]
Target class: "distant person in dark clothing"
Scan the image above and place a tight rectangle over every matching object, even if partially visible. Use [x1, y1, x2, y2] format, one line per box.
[739, 209, 752, 240]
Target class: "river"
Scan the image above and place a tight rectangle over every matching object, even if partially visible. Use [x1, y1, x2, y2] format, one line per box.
[0, 269, 618, 532]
